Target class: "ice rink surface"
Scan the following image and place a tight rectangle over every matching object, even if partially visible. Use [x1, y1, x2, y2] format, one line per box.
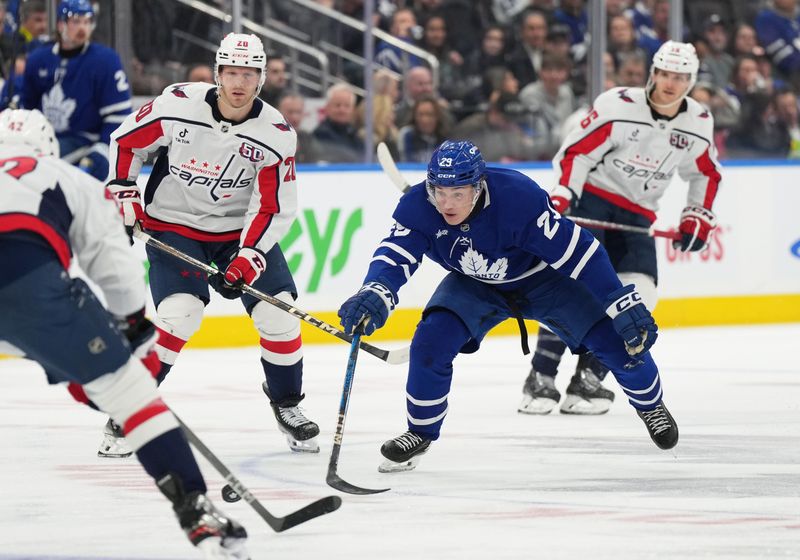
[1, 324, 799, 560]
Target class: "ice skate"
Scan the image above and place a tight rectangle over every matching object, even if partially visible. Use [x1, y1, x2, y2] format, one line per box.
[559, 368, 615, 415]
[265, 383, 320, 453]
[157, 474, 249, 559]
[378, 431, 432, 473]
[97, 418, 133, 458]
[518, 370, 561, 414]
[636, 401, 679, 450]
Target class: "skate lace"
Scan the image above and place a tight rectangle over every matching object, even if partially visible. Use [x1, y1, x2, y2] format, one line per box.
[394, 431, 423, 451]
[278, 406, 312, 428]
[640, 405, 670, 435]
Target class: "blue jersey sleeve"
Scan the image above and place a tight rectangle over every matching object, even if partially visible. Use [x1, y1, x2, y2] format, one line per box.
[20, 48, 47, 110]
[94, 49, 132, 145]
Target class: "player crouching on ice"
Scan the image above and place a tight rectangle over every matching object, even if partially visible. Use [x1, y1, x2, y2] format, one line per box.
[338, 140, 679, 473]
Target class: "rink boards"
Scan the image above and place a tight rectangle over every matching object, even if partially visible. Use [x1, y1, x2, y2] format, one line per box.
[126, 161, 800, 347]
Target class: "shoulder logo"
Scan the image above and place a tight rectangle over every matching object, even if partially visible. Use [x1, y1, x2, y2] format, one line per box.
[436, 229, 448, 238]
[273, 120, 292, 132]
[617, 89, 634, 103]
[170, 85, 188, 98]
[239, 141, 264, 162]
[699, 110, 710, 119]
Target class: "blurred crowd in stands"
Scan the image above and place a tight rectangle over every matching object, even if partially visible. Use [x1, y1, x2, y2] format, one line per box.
[2, 0, 799, 163]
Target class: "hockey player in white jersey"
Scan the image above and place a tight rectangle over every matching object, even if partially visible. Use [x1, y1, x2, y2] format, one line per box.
[520, 41, 723, 416]
[0, 109, 249, 558]
[104, 33, 320, 455]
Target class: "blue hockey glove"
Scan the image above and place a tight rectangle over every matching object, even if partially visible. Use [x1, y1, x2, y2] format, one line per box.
[604, 285, 658, 358]
[79, 144, 110, 181]
[338, 282, 397, 335]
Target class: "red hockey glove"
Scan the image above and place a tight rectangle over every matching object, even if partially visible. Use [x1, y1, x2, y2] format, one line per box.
[106, 179, 144, 242]
[673, 205, 717, 252]
[224, 247, 267, 287]
[550, 184, 577, 215]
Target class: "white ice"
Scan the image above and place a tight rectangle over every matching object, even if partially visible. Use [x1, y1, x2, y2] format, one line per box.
[1, 324, 799, 560]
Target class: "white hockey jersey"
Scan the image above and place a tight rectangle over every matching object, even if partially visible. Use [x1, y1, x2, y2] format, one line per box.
[0, 145, 145, 316]
[108, 83, 298, 255]
[554, 87, 722, 222]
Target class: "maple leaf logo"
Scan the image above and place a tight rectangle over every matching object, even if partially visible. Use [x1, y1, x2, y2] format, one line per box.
[41, 84, 76, 133]
[458, 248, 508, 280]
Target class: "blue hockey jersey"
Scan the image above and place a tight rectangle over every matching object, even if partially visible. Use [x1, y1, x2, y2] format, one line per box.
[755, 8, 800, 74]
[20, 42, 132, 150]
[363, 167, 623, 305]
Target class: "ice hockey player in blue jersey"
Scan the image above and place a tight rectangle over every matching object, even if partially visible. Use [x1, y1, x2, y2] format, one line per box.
[19, 0, 132, 180]
[0, 108, 248, 558]
[338, 140, 678, 473]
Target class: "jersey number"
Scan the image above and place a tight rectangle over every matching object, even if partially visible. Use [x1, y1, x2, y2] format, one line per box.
[0, 156, 38, 178]
[580, 109, 599, 129]
[283, 157, 296, 182]
[536, 209, 560, 240]
[135, 100, 154, 122]
[114, 70, 130, 92]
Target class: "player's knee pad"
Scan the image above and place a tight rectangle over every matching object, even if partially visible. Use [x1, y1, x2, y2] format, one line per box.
[82, 358, 178, 450]
[618, 272, 658, 311]
[251, 293, 300, 340]
[155, 293, 205, 340]
[411, 310, 470, 366]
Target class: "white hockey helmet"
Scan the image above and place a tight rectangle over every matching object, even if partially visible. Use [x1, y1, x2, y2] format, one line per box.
[214, 33, 267, 92]
[647, 41, 699, 106]
[0, 109, 59, 157]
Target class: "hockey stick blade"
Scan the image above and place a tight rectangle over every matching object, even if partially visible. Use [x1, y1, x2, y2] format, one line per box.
[376, 144, 679, 241]
[326, 331, 391, 495]
[175, 414, 342, 532]
[132, 226, 409, 364]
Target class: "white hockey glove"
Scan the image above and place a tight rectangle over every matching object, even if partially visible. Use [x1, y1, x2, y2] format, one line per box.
[550, 184, 577, 215]
[224, 247, 267, 287]
[106, 179, 144, 242]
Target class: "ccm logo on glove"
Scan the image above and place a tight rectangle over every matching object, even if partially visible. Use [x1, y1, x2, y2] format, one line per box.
[224, 248, 267, 286]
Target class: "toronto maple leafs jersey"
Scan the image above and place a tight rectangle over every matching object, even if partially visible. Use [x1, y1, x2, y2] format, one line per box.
[555, 87, 722, 222]
[364, 167, 623, 304]
[21, 42, 132, 149]
[108, 83, 298, 256]
[0, 145, 145, 316]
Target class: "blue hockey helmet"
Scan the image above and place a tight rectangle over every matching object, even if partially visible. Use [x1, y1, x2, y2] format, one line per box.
[58, 0, 94, 21]
[427, 140, 486, 188]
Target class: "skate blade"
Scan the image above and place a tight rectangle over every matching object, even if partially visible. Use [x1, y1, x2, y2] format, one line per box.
[97, 436, 133, 458]
[284, 434, 320, 453]
[378, 454, 424, 473]
[196, 536, 250, 560]
[517, 395, 557, 415]
[559, 395, 612, 415]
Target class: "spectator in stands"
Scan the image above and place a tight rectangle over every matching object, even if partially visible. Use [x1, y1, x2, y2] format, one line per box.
[731, 23, 763, 58]
[754, 0, 800, 80]
[727, 91, 790, 158]
[607, 14, 650, 71]
[698, 15, 735, 91]
[395, 65, 454, 130]
[374, 68, 401, 102]
[545, 24, 586, 100]
[507, 10, 548, 88]
[376, 8, 422, 74]
[356, 92, 399, 159]
[413, 0, 484, 60]
[417, 14, 468, 106]
[634, 0, 669, 57]
[397, 95, 449, 163]
[185, 63, 214, 84]
[774, 88, 800, 157]
[690, 81, 740, 158]
[727, 54, 771, 104]
[17, 0, 48, 53]
[616, 51, 647, 87]
[278, 92, 319, 164]
[313, 84, 364, 163]
[451, 90, 539, 162]
[606, 0, 631, 19]
[0, 50, 24, 110]
[461, 25, 509, 113]
[518, 53, 576, 159]
[260, 56, 288, 107]
[553, 0, 588, 61]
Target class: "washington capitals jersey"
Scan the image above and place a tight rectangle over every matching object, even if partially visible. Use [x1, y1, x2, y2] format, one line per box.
[21, 42, 132, 145]
[364, 167, 622, 304]
[108, 83, 298, 256]
[0, 145, 145, 317]
[555, 87, 722, 222]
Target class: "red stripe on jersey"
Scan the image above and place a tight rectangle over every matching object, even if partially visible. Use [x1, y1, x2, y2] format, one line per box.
[123, 398, 169, 434]
[114, 120, 165, 179]
[260, 335, 302, 354]
[243, 164, 280, 247]
[584, 183, 658, 222]
[0, 214, 71, 268]
[559, 122, 614, 186]
[157, 327, 188, 352]
[143, 216, 241, 242]
[695, 148, 721, 208]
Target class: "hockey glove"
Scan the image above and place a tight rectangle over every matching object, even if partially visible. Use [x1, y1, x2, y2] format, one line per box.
[106, 179, 144, 243]
[549, 184, 577, 215]
[79, 144, 110, 181]
[338, 282, 397, 335]
[117, 308, 160, 377]
[604, 285, 658, 358]
[224, 247, 267, 287]
[673, 205, 717, 252]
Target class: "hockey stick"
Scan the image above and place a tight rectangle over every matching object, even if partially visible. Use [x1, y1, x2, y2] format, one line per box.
[376, 142, 681, 241]
[132, 226, 409, 365]
[174, 413, 342, 532]
[326, 328, 390, 495]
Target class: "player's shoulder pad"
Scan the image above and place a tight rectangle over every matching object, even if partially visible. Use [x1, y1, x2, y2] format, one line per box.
[592, 87, 649, 118]
[84, 42, 123, 63]
[159, 81, 210, 100]
[682, 96, 716, 134]
[485, 167, 550, 206]
[393, 181, 436, 228]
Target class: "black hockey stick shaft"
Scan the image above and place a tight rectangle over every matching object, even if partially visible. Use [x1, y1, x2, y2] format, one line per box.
[326, 330, 390, 495]
[375, 142, 681, 241]
[174, 413, 342, 532]
[133, 226, 409, 365]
